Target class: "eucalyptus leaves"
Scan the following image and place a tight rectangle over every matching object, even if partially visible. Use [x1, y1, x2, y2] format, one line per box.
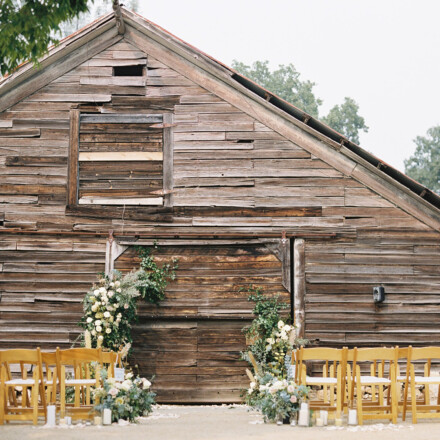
[80, 245, 177, 351]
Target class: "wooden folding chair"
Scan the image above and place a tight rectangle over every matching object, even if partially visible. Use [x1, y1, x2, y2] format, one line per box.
[101, 351, 118, 379]
[351, 347, 398, 425]
[56, 347, 103, 420]
[0, 348, 47, 425]
[296, 346, 348, 419]
[41, 351, 58, 406]
[403, 346, 440, 423]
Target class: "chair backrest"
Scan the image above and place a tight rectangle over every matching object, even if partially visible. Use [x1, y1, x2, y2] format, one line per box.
[409, 346, 440, 361]
[354, 347, 398, 363]
[298, 347, 347, 362]
[56, 348, 103, 366]
[0, 348, 43, 365]
[101, 351, 118, 378]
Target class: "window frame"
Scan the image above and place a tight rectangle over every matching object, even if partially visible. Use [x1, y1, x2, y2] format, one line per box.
[67, 109, 173, 208]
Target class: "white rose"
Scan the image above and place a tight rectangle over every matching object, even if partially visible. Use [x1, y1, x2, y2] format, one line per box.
[94, 289, 100, 297]
[250, 382, 256, 390]
[125, 372, 133, 380]
[121, 380, 131, 391]
[124, 304, 129, 309]
[116, 288, 121, 293]
[95, 320, 102, 326]
[104, 311, 111, 318]
[109, 282, 115, 287]
[278, 320, 285, 330]
[114, 281, 120, 287]
[91, 304, 98, 312]
[98, 335, 104, 341]
[99, 287, 107, 294]
[107, 305, 113, 311]
[105, 328, 111, 334]
[108, 291, 114, 298]
[142, 379, 151, 390]
[284, 325, 292, 333]
[96, 325, 102, 332]
[117, 313, 122, 319]
[91, 329, 97, 336]
[86, 317, 93, 323]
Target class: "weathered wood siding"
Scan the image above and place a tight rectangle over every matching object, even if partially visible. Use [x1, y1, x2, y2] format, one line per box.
[1, 34, 440, 402]
[115, 244, 289, 402]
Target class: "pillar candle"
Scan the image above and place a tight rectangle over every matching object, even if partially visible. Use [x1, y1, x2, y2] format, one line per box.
[94, 416, 102, 426]
[46, 405, 56, 426]
[65, 416, 72, 425]
[316, 417, 324, 427]
[103, 408, 112, 425]
[298, 402, 309, 426]
[348, 409, 358, 425]
[321, 410, 328, 426]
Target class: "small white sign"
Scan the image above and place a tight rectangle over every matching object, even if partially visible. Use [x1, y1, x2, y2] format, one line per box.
[114, 367, 125, 382]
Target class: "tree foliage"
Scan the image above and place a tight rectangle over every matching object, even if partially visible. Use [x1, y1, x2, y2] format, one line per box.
[232, 60, 369, 144]
[322, 97, 369, 145]
[0, 0, 92, 76]
[232, 60, 322, 118]
[405, 125, 440, 194]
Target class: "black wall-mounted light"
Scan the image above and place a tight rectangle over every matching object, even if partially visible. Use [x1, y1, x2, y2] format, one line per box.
[373, 286, 385, 303]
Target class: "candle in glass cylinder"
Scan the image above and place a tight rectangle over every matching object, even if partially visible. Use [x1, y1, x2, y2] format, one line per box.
[103, 408, 112, 425]
[321, 410, 328, 426]
[348, 409, 358, 425]
[298, 402, 309, 426]
[46, 405, 56, 426]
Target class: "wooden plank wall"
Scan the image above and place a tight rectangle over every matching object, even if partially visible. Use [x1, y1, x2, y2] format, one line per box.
[114, 244, 290, 402]
[1, 36, 440, 402]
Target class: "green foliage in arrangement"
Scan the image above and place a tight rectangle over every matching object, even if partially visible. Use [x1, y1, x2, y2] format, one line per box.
[0, 0, 91, 75]
[94, 370, 156, 422]
[80, 245, 178, 350]
[405, 125, 440, 194]
[134, 245, 178, 305]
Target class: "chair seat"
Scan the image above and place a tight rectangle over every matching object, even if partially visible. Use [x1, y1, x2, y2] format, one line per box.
[306, 376, 338, 385]
[356, 375, 391, 385]
[414, 376, 440, 384]
[65, 379, 97, 385]
[6, 378, 38, 385]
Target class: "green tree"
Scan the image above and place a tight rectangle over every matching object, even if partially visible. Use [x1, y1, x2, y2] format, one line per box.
[232, 60, 369, 144]
[322, 97, 369, 145]
[405, 125, 440, 194]
[0, 0, 92, 76]
[232, 60, 322, 118]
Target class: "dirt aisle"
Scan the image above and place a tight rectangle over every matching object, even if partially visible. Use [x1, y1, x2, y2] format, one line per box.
[2, 405, 440, 440]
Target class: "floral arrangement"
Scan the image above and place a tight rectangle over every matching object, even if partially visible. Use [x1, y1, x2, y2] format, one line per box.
[79, 271, 139, 351]
[79, 246, 178, 351]
[94, 371, 156, 423]
[264, 320, 295, 378]
[246, 372, 309, 422]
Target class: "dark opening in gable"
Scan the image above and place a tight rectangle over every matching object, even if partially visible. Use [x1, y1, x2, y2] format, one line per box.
[113, 65, 144, 77]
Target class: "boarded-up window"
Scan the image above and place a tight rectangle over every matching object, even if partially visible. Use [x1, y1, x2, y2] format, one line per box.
[68, 112, 173, 206]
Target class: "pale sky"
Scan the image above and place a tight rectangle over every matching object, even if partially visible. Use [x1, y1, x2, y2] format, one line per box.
[134, 0, 440, 172]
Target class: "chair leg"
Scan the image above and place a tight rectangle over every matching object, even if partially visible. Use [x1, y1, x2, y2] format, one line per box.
[411, 365, 417, 424]
[60, 366, 66, 419]
[356, 368, 363, 425]
[391, 369, 397, 424]
[336, 365, 342, 419]
[31, 384, 38, 425]
[0, 381, 5, 425]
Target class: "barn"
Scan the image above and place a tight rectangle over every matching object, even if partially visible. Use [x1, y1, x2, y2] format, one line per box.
[1, 8, 440, 403]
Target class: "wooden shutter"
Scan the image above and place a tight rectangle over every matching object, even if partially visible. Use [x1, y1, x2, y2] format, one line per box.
[76, 113, 164, 205]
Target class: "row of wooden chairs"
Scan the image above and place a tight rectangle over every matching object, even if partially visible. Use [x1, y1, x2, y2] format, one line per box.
[0, 347, 119, 425]
[295, 346, 440, 424]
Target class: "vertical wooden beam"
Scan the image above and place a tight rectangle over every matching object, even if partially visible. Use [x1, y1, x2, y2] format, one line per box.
[294, 238, 306, 339]
[163, 113, 174, 207]
[105, 231, 128, 276]
[67, 109, 80, 205]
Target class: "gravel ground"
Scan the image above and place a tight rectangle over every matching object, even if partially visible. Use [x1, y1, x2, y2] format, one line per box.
[2, 405, 440, 440]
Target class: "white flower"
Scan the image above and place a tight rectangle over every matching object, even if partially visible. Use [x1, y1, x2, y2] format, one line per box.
[104, 311, 111, 318]
[91, 304, 98, 312]
[116, 288, 122, 293]
[142, 378, 151, 390]
[124, 304, 129, 309]
[86, 317, 93, 323]
[105, 328, 111, 334]
[125, 372, 133, 380]
[108, 291, 114, 298]
[117, 313, 122, 319]
[98, 335, 104, 341]
[284, 325, 292, 333]
[109, 282, 115, 287]
[95, 320, 102, 326]
[114, 281, 120, 287]
[99, 287, 107, 294]
[120, 380, 131, 391]
[250, 381, 256, 390]
[107, 305, 113, 311]
[266, 338, 275, 345]
[96, 325, 102, 332]
[287, 385, 295, 393]
[93, 289, 100, 297]
[277, 320, 285, 330]
[91, 329, 96, 336]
